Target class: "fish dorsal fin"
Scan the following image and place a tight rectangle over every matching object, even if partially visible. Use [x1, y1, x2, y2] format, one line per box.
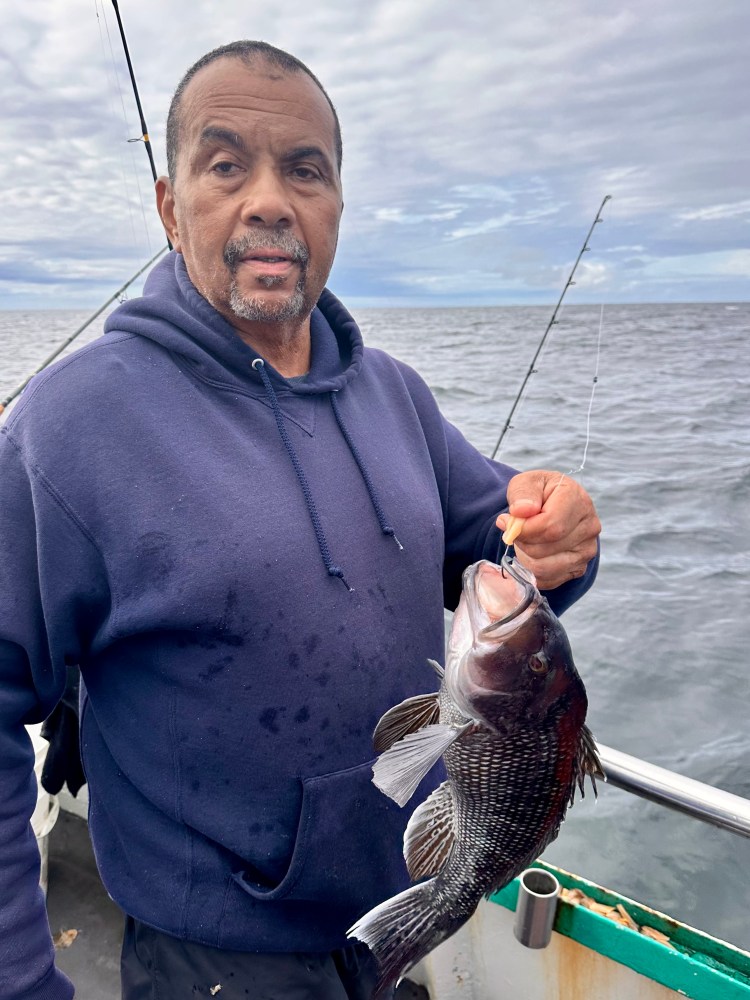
[373, 722, 471, 808]
[571, 724, 605, 804]
[373, 692, 441, 754]
[404, 780, 455, 880]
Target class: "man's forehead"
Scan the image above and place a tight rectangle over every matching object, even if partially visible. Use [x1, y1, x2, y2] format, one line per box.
[180, 56, 335, 140]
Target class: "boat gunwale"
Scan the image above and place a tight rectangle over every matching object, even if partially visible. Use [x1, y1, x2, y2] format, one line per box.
[489, 860, 750, 999]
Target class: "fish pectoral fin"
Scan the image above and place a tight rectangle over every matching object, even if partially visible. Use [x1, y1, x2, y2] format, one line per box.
[373, 692, 441, 753]
[572, 724, 605, 803]
[373, 723, 471, 808]
[404, 779, 455, 880]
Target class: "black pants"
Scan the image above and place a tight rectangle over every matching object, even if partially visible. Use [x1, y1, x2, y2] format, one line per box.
[120, 916, 394, 1000]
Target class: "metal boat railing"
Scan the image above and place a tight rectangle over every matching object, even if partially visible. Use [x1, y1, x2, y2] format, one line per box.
[597, 743, 750, 839]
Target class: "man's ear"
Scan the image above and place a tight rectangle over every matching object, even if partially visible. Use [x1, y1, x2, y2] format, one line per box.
[156, 176, 181, 251]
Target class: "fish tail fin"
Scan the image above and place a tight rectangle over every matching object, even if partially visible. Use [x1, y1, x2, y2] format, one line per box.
[348, 879, 467, 997]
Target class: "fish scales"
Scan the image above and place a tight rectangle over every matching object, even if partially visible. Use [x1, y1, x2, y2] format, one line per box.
[349, 556, 602, 997]
[439, 687, 580, 899]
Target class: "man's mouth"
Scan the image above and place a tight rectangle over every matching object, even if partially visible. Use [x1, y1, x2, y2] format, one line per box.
[241, 253, 294, 264]
[224, 232, 309, 272]
[237, 252, 298, 278]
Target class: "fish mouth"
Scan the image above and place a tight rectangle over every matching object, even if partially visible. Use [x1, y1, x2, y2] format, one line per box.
[463, 557, 538, 638]
[446, 558, 540, 724]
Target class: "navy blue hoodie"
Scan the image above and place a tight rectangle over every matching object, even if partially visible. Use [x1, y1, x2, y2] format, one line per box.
[0, 253, 597, 999]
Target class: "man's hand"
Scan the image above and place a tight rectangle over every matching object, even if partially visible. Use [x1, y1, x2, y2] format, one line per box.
[495, 471, 600, 591]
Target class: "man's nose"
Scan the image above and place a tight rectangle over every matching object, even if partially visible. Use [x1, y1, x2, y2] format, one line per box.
[239, 167, 295, 228]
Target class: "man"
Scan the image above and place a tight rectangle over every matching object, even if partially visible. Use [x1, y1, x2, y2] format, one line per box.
[0, 42, 600, 1000]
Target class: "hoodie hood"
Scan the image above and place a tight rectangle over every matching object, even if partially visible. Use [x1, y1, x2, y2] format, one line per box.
[105, 251, 363, 394]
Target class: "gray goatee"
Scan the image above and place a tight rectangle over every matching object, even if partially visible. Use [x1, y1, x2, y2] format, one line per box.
[223, 231, 310, 324]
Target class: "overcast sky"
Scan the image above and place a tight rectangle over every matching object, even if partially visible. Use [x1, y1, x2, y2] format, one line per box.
[1, 0, 748, 309]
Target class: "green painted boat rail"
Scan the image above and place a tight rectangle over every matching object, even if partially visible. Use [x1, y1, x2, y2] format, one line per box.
[490, 862, 750, 1000]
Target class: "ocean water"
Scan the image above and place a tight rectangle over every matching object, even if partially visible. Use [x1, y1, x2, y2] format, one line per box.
[1, 300, 749, 951]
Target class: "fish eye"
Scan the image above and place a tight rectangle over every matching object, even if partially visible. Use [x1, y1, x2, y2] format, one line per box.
[528, 653, 549, 675]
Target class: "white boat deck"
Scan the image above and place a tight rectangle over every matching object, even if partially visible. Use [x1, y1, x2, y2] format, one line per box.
[46, 811, 123, 999]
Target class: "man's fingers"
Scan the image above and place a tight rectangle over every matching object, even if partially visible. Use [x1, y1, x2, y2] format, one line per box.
[507, 497, 543, 519]
[499, 470, 600, 589]
[512, 510, 600, 555]
[505, 470, 551, 517]
[514, 543, 593, 591]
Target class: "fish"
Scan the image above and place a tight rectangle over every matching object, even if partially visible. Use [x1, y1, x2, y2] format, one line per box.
[348, 554, 602, 997]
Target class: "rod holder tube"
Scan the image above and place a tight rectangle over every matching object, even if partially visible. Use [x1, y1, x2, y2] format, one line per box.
[514, 868, 560, 949]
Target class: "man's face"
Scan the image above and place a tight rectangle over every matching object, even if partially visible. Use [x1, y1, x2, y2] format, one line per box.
[157, 58, 343, 338]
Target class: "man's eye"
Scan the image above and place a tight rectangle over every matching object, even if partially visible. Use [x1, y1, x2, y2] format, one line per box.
[211, 161, 238, 175]
[292, 166, 319, 180]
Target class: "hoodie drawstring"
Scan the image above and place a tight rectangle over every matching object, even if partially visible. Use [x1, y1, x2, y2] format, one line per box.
[252, 358, 401, 592]
[253, 359, 351, 591]
[329, 392, 403, 550]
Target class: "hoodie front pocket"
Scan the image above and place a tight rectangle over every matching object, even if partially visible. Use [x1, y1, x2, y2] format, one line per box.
[231, 757, 423, 912]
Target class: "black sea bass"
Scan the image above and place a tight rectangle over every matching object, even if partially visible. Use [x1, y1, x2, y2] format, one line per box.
[348, 555, 603, 996]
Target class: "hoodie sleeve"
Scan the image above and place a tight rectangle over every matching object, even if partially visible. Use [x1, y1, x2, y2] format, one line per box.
[394, 360, 598, 614]
[0, 423, 110, 1000]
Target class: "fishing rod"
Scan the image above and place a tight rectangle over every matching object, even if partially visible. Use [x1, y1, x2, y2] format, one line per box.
[490, 195, 611, 461]
[109, 0, 172, 250]
[0, 246, 168, 416]
[109, 0, 158, 184]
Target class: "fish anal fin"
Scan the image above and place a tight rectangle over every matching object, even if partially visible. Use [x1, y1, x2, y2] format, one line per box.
[404, 780, 455, 880]
[373, 723, 470, 808]
[373, 692, 440, 754]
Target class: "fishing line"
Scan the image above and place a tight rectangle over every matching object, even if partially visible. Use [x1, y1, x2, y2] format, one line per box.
[496, 200, 611, 562]
[501, 302, 605, 557]
[567, 302, 604, 476]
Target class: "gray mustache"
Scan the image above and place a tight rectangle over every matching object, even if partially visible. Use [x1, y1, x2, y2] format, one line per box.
[224, 231, 310, 270]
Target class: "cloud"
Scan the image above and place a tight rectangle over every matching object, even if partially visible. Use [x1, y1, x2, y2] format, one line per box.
[0, 0, 748, 308]
[372, 205, 463, 224]
[446, 204, 563, 241]
[677, 201, 750, 222]
[642, 249, 750, 279]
